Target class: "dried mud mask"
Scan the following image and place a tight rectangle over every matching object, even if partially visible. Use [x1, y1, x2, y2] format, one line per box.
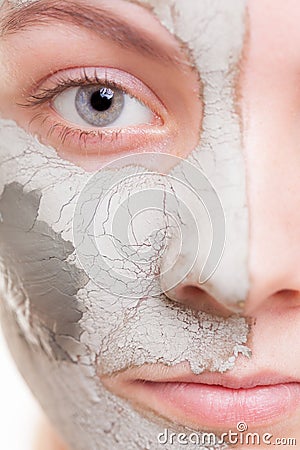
[0, 1, 251, 449]
[0, 126, 251, 450]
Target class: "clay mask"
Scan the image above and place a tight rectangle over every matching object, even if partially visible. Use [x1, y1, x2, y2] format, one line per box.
[0, 1, 251, 449]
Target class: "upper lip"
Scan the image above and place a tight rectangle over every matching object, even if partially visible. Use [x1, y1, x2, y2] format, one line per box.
[116, 365, 299, 390]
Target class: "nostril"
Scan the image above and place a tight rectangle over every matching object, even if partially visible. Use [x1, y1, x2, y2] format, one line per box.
[275, 289, 300, 304]
[244, 288, 300, 315]
[165, 284, 238, 318]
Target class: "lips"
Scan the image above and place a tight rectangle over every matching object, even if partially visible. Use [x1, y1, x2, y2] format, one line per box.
[136, 381, 300, 428]
[101, 365, 300, 431]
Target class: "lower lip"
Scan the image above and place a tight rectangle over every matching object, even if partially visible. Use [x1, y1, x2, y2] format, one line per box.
[132, 381, 300, 428]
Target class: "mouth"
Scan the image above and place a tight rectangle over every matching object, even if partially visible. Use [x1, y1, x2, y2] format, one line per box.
[101, 364, 300, 431]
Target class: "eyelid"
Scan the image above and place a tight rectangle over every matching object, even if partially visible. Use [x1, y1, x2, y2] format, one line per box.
[22, 66, 166, 125]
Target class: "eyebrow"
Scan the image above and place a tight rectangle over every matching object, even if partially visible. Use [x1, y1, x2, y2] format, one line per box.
[0, 0, 176, 64]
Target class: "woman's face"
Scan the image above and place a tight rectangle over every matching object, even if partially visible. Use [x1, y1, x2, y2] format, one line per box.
[0, 0, 300, 448]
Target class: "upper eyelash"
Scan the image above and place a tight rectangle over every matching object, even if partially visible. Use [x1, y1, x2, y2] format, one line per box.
[19, 69, 130, 108]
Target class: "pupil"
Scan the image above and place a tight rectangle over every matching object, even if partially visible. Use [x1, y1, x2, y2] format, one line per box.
[90, 88, 114, 112]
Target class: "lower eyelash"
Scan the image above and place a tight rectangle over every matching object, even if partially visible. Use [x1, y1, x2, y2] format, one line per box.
[54, 124, 125, 150]
[57, 125, 123, 147]
[29, 111, 125, 150]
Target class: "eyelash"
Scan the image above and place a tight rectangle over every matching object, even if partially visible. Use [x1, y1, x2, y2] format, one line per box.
[20, 68, 163, 152]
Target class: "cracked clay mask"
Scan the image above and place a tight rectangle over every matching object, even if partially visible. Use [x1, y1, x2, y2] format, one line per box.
[0, 1, 251, 449]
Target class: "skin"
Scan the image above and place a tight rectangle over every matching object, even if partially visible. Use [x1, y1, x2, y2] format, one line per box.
[0, 0, 300, 449]
[34, 418, 68, 450]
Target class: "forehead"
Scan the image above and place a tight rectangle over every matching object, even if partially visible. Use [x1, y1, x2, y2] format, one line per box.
[5, 0, 247, 73]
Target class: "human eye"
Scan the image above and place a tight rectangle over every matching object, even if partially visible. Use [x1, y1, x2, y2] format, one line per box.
[54, 83, 152, 129]
[21, 67, 165, 162]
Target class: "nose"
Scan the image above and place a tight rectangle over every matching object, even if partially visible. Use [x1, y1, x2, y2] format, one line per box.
[161, 1, 300, 317]
[241, 85, 300, 312]
[164, 119, 300, 316]
[160, 139, 300, 319]
[245, 147, 300, 314]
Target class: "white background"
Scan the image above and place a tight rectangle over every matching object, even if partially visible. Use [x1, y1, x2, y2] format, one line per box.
[0, 327, 41, 450]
